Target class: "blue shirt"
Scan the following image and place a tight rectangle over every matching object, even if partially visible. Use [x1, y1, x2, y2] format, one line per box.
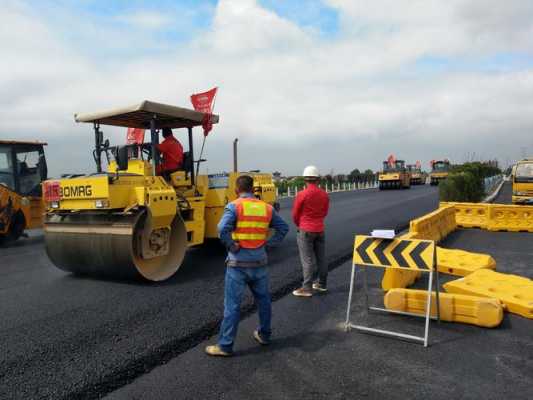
[217, 193, 289, 266]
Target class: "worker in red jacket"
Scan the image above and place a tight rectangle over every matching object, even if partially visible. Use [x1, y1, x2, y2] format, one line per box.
[157, 127, 184, 176]
[292, 166, 330, 297]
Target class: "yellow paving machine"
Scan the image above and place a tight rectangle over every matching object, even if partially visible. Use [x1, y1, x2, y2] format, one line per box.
[0, 140, 47, 243]
[511, 158, 533, 204]
[43, 100, 277, 281]
[378, 156, 411, 190]
[429, 159, 450, 186]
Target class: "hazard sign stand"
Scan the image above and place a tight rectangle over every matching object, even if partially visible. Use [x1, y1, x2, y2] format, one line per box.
[345, 235, 441, 347]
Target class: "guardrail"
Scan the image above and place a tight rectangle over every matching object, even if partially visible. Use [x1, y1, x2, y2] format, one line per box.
[276, 180, 379, 199]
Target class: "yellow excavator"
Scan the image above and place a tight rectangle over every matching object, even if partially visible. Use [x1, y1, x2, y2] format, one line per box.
[43, 100, 277, 281]
[0, 140, 47, 243]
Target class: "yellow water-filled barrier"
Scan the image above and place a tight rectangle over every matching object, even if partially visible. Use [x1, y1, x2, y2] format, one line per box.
[441, 202, 489, 229]
[384, 289, 504, 328]
[488, 204, 533, 233]
[410, 205, 456, 242]
[437, 248, 496, 276]
[444, 269, 533, 319]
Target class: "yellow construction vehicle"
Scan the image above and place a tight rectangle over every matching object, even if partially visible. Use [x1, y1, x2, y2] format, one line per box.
[407, 164, 423, 185]
[43, 100, 277, 281]
[378, 158, 411, 190]
[429, 159, 450, 185]
[0, 140, 47, 243]
[511, 158, 533, 204]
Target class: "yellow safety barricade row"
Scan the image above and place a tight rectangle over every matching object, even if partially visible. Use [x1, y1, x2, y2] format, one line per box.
[409, 205, 456, 243]
[440, 202, 533, 232]
[436, 248, 496, 276]
[440, 202, 489, 229]
[488, 205, 533, 233]
[444, 269, 533, 319]
[384, 288, 504, 328]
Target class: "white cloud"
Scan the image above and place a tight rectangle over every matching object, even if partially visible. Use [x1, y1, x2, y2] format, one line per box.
[1, 0, 533, 176]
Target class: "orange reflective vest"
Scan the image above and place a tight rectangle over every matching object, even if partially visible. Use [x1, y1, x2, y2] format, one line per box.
[231, 197, 273, 249]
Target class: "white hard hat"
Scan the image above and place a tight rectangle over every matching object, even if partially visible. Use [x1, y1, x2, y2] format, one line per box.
[303, 165, 320, 177]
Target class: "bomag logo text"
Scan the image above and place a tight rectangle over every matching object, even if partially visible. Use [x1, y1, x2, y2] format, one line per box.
[60, 185, 93, 198]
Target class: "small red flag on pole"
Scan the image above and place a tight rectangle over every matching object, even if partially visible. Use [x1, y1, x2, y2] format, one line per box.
[387, 154, 396, 167]
[190, 87, 218, 137]
[126, 128, 145, 144]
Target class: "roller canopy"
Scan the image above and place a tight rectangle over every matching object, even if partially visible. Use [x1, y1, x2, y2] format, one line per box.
[74, 100, 220, 129]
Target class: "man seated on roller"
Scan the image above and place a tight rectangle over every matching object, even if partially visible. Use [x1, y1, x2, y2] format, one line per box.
[157, 127, 184, 178]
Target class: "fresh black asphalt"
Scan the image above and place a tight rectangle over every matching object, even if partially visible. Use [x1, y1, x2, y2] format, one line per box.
[106, 223, 533, 400]
[0, 185, 438, 399]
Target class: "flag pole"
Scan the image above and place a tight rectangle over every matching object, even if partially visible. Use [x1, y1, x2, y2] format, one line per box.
[194, 89, 217, 177]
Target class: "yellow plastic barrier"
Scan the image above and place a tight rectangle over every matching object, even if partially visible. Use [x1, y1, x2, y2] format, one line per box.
[410, 205, 456, 243]
[488, 204, 533, 233]
[384, 288, 504, 328]
[440, 202, 489, 229]
[437, 248, 496, 276]
[444, 269, 533, 319]
[381, 232, 421, 290]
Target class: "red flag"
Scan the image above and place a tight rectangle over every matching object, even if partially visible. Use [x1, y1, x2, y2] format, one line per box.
[190, 87, 218, 137]
[126, 128, 145, 144]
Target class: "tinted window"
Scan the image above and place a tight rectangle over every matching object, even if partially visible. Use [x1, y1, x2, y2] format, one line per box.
[16, 150, 43, 195]
[0, 146, 14, 190]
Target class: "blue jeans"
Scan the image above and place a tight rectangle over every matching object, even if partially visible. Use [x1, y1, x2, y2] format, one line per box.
[218, 267, 272, 352]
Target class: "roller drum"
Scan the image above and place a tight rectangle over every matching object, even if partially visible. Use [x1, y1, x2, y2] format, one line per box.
[44, 210, 187, 281]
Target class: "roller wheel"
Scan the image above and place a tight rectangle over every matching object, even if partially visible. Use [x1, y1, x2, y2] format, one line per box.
[44, 210, 188, 281]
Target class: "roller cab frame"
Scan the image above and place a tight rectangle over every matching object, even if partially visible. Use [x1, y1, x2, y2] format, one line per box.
[512, 158, 533, 204]
[378, 160, 411, 190]
[0, 140, 47, 242]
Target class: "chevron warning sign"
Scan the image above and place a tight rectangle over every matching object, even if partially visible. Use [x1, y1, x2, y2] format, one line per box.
[353, 235, 435, 270]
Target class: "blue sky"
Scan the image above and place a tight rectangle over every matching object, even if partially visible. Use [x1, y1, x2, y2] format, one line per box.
[3, 0, 533, 176]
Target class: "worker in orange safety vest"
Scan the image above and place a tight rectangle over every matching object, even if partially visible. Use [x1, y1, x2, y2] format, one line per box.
[205, 175, 288, 356]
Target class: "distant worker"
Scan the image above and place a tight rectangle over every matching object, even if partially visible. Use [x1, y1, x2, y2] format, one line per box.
[292, 165, 330, 297]
[206, 175, 289, 357]
[156, 127, 184, 176]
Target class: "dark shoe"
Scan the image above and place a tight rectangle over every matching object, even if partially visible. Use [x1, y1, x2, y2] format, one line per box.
[312, 283, 328, 293]
[253, 330, 270, 345]
[292, 287, 313, 297]
[205, 345, 232, 357]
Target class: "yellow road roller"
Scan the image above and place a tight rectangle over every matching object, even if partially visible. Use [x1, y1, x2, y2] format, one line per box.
[0, 140, 47, 243]
[378, 159, 411, 190]
[407, 164, 423, 185]
[43, 100, 277, 281]
[430, 159, 450, 186]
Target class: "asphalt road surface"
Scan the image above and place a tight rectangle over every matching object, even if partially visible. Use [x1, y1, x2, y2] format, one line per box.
[0, 185, 438, 399]
[107, 229, 533, 400]
[493, 180, 512, 204]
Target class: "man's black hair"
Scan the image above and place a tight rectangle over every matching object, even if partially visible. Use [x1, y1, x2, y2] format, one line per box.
[236, 175, 254, 193]
[162, 127, 173, 138]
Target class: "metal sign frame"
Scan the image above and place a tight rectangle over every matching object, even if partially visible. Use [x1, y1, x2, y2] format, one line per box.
[345, 236, 440, 347]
